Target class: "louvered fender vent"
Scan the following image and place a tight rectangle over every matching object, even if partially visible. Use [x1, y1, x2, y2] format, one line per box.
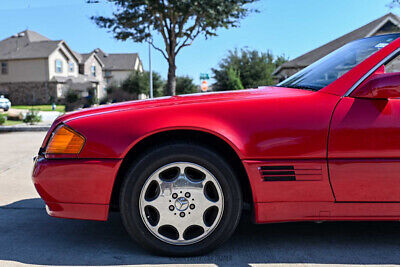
[260, 165, 322, 181]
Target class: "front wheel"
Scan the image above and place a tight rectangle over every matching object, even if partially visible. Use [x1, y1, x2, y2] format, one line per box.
[120, 142, 242, 256]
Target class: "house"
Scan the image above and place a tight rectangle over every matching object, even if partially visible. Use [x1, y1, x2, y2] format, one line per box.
[274, 13, 400, 81]
[0, 30, 142, 105]
[88, 48, 143, 86]
[0, 30, 105, 104]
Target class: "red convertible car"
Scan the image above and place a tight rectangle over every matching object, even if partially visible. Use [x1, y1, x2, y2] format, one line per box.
[33, 33, 400, 256]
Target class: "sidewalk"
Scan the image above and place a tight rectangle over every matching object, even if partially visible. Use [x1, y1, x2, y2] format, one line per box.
[0, 109, 61, 132]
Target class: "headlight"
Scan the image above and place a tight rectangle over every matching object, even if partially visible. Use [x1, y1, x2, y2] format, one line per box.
[45, 125, 85, 155]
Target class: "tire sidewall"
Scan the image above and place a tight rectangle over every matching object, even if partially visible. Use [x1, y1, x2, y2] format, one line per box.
[120, 143, 242, 256]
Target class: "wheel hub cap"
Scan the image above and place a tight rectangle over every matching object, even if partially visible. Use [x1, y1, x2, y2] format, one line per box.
[175, 197, 189, 211]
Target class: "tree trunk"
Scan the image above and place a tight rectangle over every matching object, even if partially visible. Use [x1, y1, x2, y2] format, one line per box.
[166, 60, 176, 96]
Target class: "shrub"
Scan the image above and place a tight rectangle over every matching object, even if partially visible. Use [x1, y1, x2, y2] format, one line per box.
[0, 113, 6, 125]
[23, 109, 42, 125]
[66, 90, 79, 103]
[64, 90, 83, 112]
[64, 89, 98, 111]
[105, 85, 137, 103]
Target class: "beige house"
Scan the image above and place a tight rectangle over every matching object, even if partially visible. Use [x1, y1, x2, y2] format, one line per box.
[90, 48, 143, 86]
[0, 30, 105, 104]
[274, 13, 400, 81]
[0, 30, 142, 105]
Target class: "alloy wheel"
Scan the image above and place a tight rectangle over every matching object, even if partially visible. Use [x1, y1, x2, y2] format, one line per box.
[139, 162, 224, 245]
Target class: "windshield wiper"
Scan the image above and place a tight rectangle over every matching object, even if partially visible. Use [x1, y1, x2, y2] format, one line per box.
[277, 85, 320, 91]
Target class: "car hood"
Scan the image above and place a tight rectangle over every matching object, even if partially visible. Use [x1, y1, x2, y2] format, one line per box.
[54, 86, 315, 125]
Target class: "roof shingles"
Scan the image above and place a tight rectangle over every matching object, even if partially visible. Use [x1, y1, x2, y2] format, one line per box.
[93, 48, 139, 71]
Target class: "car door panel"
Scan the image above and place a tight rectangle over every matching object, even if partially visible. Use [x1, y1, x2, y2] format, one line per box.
[328, 97, 400, 202]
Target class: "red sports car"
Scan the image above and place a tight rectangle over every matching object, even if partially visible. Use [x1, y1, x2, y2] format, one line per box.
[33, 33, 400, 256]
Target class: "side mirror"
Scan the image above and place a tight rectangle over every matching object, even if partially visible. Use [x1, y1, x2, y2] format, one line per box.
[351, 71, 400, 99]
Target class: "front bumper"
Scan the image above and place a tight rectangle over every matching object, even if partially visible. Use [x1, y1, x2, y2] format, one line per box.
[32, 156, 122, 221]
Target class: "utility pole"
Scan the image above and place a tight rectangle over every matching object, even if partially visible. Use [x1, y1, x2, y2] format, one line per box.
[149, 42, 153, 98]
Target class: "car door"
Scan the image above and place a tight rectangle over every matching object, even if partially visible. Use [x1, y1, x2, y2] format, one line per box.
[328, 62, 400, 202]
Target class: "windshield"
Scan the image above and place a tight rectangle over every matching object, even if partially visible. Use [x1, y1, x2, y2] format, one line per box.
[277, 33, 400, 91]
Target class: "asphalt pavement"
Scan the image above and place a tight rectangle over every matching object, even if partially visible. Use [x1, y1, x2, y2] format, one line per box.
[1, 132, 400, 266]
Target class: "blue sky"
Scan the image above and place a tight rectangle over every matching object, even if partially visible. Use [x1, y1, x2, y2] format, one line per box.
[0, 0, 396, 84]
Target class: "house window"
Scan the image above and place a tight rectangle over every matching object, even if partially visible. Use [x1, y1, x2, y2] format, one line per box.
[68, 61, 74, 72]
[55, 59, 63, 73]
[91, 65, 96, 77]
[1, 62, 8, 75]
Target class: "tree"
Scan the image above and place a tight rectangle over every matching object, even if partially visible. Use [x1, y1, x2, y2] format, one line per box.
[212, 48, 287, 91]
[122, 71, 165, 97]
[225, 67, 244, 90]
[175, 76, 198, 95]
[89, 0, 258, 96]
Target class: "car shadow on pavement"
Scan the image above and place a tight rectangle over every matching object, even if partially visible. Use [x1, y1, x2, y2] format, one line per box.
[1, 198, 400, 266]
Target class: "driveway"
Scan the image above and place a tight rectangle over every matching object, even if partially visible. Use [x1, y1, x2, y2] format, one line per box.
[1, 132, 400, 266]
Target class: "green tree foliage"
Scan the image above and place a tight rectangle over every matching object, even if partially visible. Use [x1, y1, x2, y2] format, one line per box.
[225, 67, 244, 90]
[89, 0, 258, 96]
[175, 76, 198, 95]
[122, 71, 165, 97]
[212, 48, 287, 91]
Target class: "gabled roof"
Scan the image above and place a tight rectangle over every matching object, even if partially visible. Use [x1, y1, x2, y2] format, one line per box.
[275, 13, 400, 75]
[93, 48, 140, 71]
[79, 51, 105, 67]
[0, 30, 51, 54]
[0, 40, 61, 60]
[0, 30, 81, 62]
[72, 50, 83, 63]
[80, 53, 92, 62]
[24, 30, 51, 42]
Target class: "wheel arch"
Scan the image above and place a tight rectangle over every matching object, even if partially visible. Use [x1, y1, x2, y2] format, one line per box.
[110, 129, 253, 211]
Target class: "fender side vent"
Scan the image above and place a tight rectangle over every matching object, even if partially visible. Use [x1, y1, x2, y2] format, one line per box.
[260, 166, 296, 181]
[260, 165, 323, 182]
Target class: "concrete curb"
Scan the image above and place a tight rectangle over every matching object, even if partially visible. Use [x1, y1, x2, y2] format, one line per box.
[0, 125, 50, 132]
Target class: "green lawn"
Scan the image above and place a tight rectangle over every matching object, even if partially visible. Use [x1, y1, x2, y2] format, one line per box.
[13, 105, 65, 112]
[2, 120, 23, 126]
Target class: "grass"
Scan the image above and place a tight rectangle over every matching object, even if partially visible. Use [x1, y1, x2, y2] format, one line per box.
[13, 105, 65, 112]
[2, 120, 23, 126]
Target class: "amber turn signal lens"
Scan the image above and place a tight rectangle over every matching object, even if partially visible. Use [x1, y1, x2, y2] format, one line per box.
[45, 125, 85, 154]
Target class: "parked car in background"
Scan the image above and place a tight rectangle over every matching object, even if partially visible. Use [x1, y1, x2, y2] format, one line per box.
[0, 95, 11, 111]
[32, 33, 400, 256]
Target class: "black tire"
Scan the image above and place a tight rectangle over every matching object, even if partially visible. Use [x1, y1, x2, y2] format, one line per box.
[120, 142, 243, 256]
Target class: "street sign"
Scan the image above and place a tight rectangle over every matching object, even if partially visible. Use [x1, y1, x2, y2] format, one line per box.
[200, 73, 210, 80]
[201, 80, 208, 92]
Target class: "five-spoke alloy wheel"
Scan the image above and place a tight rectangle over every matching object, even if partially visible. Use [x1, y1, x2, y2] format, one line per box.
[120, 142, 242, 256]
